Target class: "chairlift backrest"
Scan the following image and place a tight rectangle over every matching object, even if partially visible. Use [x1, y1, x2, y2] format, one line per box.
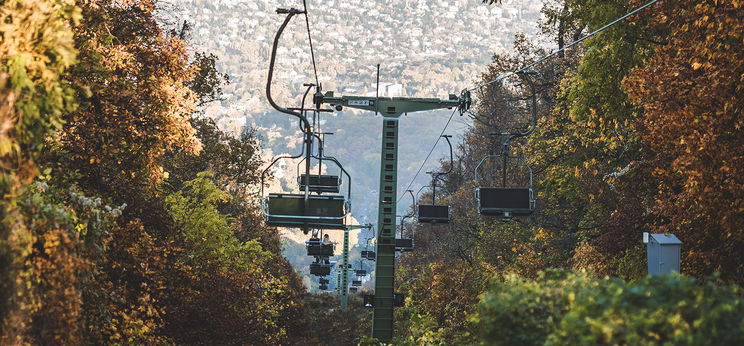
[352, 280, 362, 287]
[298, 174, 342, 193]
[417, 204, 450, 223]
[476, 187, 534, 215]
[306, 238, 335, 256]
[361, 250, 376, 261]
[309, 262, 333, 276]
[395, 238, 413, 252]
[355, 269, 367, 276]
[264, 193, 347, 229]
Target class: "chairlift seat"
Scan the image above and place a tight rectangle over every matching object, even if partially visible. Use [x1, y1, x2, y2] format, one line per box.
[298, 174, 342, 193]
[361, 250, 376, 261]
[309, 262, 333, 276]
[319, 278, 329, 284]
[352, 280, 362, 287]
[418, 205, 450, 223]
[349, 287, 358, 293]
[319, 284, 329, 290]
[476, 187, 535, 215]
[395, 238, 414, 252]
[355, 269, 367, 276]
[306, 239, 335, 256]
[265, 193, 347, 229]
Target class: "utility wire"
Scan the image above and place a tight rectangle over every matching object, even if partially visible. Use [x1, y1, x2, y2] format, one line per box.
[397, 107, 459, 202]
[468, 0, 660, 92]
[303, 0, 320, 86]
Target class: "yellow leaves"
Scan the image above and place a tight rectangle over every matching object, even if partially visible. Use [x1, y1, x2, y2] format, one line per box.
[691, 62, 703, 70]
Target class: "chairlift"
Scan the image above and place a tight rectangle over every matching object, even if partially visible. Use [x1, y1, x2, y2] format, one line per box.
[264, 52, 352, 231]
[352, 280, 362, 287]
[361, 250, 376, 261]
[296, 133, 344, 193]
[475, 71, 538, 220]
[395, 238, 413, 252]
[310, 262, 334, 276]
[306, 237, 335, 256]
[355, 269, 367, 276]
[319, 284, 329, 290]
[395, 211, 414, 252]
[363, 294, 375, 308]
[349, 287, 358, 293]
[417, 135, 454, 224]
[319, 278, 329, 284]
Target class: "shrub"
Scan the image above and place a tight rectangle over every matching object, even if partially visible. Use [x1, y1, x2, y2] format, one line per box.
[473, 270, 744, 345]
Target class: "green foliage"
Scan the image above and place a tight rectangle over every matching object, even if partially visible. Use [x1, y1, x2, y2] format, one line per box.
[473, 270, 744, 345]
[165, 171, 268, 274]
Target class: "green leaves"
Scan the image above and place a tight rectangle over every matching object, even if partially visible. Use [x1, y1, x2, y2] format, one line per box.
[474, 271, 744, 345]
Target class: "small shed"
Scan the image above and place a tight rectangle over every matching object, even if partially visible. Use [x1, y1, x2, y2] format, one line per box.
[646, 233, 682, 276]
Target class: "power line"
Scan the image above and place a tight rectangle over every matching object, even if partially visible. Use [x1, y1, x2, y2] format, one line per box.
[397, 107, 459, 203]
[303, 0, 319, 86]
[468, 0, 660, 92]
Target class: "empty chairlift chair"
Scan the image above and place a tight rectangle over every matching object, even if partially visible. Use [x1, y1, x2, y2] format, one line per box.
[417, 135, 455, 224]
[361, 250, 376, 261]
[355, 269, 367, 276]
[417, 204, 450, 223]
[264, 194, 348, 229]
[395, 213, 414, 252]
[260, 137, 352, 231]
[476, 70, 539, 219]
[309, 262, 333, 276]
[395, 238, 413, 252]
[351, 280, 362, 287]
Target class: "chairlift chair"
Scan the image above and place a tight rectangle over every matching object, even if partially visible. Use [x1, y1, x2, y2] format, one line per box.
[417, 135, 455, 224]
[355, 269, 367, 276]
[349, 287, 358, 293]
[306, 238, 335, 256]
[474, 71, 539, 219]
[395, 212, 414, 252]
[395, 238, 413, 252]
[319, 284, 329, 290]
[309, 262, 334, 276]
[319, 278, 329, 284]
[260, 126, 352, 231]
[361, 250, 376, 261]
[352, 280, 362, 287]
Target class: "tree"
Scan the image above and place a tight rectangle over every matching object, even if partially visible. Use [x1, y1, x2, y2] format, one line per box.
[623, 0, 744, 282]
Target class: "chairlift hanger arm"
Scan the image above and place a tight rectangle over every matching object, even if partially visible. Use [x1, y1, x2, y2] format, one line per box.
[314, 91, 471, 118]
[267, 7, 311, 131]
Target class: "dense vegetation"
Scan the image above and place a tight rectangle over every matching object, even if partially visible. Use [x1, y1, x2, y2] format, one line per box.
[1, 0, 742, 345]
[392, 0, 743, 344]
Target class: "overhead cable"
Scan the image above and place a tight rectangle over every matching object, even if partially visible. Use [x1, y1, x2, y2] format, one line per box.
[468, 0, 660, 92]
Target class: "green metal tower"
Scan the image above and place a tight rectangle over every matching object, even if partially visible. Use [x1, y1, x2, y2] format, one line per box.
[340, 224, 372, 309]
[315, 91, 470, 342]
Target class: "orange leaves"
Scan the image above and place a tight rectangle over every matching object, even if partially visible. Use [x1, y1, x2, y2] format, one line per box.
[624, 0, 744, 282]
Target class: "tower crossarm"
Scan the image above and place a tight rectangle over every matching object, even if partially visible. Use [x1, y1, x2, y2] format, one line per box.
[314, 91, 470, 118]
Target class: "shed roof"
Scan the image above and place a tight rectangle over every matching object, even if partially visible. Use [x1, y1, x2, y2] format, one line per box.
[649, 233, 682, 245]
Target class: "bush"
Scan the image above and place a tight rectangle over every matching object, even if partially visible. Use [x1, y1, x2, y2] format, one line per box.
[472, 270, 744, 345]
